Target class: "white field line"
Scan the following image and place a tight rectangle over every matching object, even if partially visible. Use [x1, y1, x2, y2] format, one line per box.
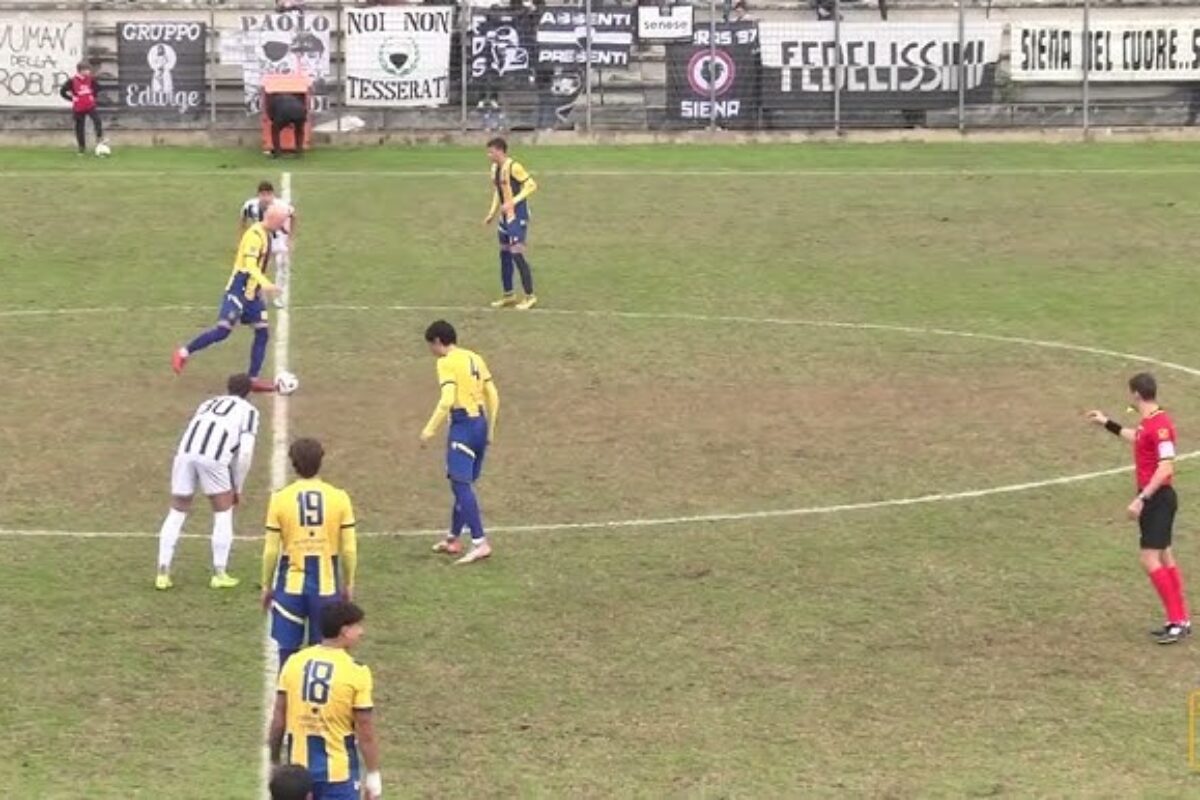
[0, 454, 1189, 545]
[2, 167, 1200, 179]
[259, 170, 292, 799]
[0, 303, 1195, 540]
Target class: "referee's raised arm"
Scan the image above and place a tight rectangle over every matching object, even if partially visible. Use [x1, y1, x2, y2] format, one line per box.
[1085, 408, 1135, 442]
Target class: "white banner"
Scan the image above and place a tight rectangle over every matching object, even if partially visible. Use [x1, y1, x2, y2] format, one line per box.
[1012, 20, 1200, 81]
[0, 18, 83, 108]
[759, 21, 1001, 94]
[221, 11, 333, 113]
[638, 6, 693, 42]
[345, 7, 453, 107]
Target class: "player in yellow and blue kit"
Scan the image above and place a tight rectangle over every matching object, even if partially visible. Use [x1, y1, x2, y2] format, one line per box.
[269, 600, 382, 800]
[173, 203, 289, 391]
[262, 438, 358, 670]
[422, 320, 499, 565]
[484, 137, 539, 311]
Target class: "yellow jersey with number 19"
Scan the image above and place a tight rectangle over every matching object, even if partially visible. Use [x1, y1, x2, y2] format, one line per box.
[278, 643, 374, 784]
[263, 478, 358, 597]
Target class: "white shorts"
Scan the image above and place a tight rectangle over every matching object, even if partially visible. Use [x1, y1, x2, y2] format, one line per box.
[170, 453, 232, 497]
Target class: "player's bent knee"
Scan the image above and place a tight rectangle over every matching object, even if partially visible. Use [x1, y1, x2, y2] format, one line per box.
[170, 495, 193, 512]
[209, 491, 236, 512]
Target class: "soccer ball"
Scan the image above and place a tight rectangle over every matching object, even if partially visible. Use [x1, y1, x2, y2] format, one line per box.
[94, 142, 111, 158]
[275, 371, 300, 396]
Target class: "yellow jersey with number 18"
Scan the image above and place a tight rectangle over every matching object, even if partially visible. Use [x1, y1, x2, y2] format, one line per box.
[278, 643, 374, 784]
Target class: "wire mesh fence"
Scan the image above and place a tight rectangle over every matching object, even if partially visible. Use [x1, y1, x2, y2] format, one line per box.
[2, 0, 1199, 134]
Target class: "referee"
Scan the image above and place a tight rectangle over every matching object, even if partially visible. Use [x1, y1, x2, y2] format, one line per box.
[1088, 372, 1191, 644]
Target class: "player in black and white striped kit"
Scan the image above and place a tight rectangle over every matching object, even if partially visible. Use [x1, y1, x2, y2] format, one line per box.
[240, 180, 296, 309]
[155, 373, 261, 591]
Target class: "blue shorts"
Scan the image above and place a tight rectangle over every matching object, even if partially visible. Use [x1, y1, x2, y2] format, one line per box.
[447, 413, 488, 484]
[271, 591, 337, 651]
[218, 292, 268, 327]
[498, 217, 529, 246]
[312, 780, 359, 800]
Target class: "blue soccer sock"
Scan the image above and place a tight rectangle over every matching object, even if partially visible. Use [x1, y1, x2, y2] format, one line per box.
[278, 647, 297, 673]
[451, 480, 485, 542]
[513, 253, 534, 294]
[450, 502, 465, 539]
[499, 250, 515, 294]
[249, 327, 269, 377]
[185, 325, 230, 355]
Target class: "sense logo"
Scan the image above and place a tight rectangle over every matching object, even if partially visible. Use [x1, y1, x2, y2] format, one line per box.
[379, 36, 419, 78]
[687, 48, 735, 97]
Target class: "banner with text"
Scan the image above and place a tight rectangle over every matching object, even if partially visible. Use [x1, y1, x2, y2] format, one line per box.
[666, 23, 759, 125]
[638, 5, 693, 42]
[118, 23, 206, 115]
[221, 11, 333, 114]
[759, 21, 1001, 109]
[0, 18, 82, 108]
[1012, 20, 1200, 81]
[345, 7, 452, 107]
[536, 7, 634, 68]
[470, 10, 536, 87]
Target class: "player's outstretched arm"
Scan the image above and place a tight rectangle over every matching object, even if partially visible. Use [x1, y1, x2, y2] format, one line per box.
[356, 709, 382, 799]
[511, 171, 538, 204]
[267, 693, 288, 765]
[233, 433, 257, 493]
[484, 380, 499, 443]
[1086, 410, 1136, 442]
[420, 383, 456, 441]
[340, 525, 358, 602]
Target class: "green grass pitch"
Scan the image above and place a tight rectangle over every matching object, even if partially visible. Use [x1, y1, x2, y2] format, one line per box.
[3, 142, 1200, 797]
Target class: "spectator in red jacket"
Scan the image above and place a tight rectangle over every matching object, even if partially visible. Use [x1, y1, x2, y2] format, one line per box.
[59, 61, 104, 156]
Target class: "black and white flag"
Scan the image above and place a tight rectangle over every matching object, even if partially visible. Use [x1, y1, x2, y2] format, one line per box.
[536, 7, 634, 67]
[118, 22, 207, 114]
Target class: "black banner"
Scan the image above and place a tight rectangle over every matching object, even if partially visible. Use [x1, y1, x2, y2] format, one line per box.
[536, 7, 634, 68]
[118, 22, 206, 114]
[666, 23, 759, 126]
[470, 11, 536, 87]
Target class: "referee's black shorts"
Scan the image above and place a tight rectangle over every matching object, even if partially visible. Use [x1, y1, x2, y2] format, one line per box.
[1139, 485, 1178, 550]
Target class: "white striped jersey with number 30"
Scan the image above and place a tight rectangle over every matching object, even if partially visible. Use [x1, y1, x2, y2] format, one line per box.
[176, 395, 260, 465]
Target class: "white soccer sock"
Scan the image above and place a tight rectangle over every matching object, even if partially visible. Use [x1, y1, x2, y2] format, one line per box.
[275, 257, 290, 295]
[212, 509, 234, 573]
[157, 508, 187, 570]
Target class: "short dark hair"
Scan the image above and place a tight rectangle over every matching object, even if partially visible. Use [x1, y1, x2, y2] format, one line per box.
[76, 61, 90, 72]
[486, 137, 508, 152]
[425, 320, 457, 346]
[269, 764, 313, 800]
[227, 373, 252, 398]
[1129, 372, 1158, 401]
[289, 438, 324, 479]
[320, 601, 365, 640]
[258, 180, 275, 193]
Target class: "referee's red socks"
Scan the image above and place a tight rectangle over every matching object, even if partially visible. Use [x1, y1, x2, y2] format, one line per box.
[1150, 567, 1187, 624]
[1168, 565, 1190, 622]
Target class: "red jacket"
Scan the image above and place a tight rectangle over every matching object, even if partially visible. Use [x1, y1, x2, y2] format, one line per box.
[60, 74, 97, 113]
